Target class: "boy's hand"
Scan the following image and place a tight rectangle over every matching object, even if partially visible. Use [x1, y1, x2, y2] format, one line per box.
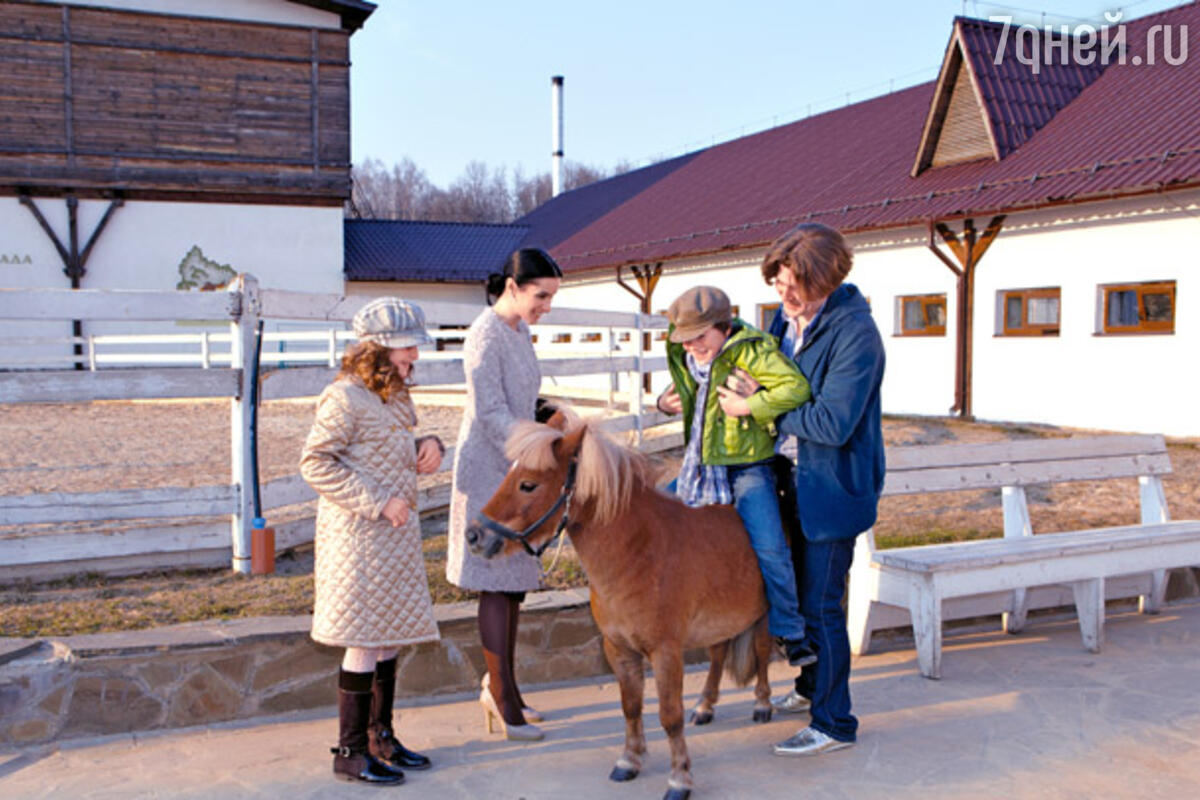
[726, 368, 761, 397]
[416, 437, 443, 474]
[716, 385, 752, 417]
[657, 385, 682, 415]
[382, 497, 410, 527]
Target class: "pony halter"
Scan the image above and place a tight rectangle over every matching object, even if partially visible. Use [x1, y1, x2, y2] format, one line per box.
[476, 458, 578, 558]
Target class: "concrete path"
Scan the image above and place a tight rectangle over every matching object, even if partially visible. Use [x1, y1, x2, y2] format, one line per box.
[4, 602, 1200, 800]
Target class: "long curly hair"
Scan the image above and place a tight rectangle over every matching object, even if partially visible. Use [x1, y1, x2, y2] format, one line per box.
[339, 340, 412, 403]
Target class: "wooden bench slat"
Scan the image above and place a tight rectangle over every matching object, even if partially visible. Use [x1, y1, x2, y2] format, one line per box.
[882, 452, 1172, 495]
[885, 434, 1166, 471]
[873, 521, 1200, 573]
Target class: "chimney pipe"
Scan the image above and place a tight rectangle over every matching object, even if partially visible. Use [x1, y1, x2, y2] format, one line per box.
[551, 75, 564, 197]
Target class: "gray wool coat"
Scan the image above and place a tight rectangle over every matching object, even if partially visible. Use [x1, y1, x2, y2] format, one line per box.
[445, 308, 543, 592]
[300, 378, 439, 648]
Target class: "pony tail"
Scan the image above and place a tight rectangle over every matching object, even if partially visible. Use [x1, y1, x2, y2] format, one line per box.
[485, 272, 507, 302]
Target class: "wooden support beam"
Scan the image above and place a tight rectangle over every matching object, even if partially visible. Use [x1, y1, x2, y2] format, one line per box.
[927, 216, 1005, 420]
[615, 263, 662, 392]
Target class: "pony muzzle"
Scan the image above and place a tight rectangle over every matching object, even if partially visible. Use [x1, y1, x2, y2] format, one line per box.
[465, 519, 506, 558]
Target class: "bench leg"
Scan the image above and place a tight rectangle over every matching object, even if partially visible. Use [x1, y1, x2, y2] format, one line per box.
[1139, 569, 1167, 615]
[847, 535, 876, 656]
[1003, 587, 1029, 634]
[847, 590, 873, 656]
[908, 587, 943, 680]
[1072, 578, 1105, 653]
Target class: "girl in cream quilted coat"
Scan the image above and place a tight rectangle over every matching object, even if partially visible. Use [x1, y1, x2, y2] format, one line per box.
[300, 297, 445, 786]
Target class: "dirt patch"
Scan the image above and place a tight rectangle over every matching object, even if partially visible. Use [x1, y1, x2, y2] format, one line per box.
[1, 401, 1197, 637]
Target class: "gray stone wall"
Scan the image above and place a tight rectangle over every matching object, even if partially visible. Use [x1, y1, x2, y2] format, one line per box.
[0, 589, 612, 748]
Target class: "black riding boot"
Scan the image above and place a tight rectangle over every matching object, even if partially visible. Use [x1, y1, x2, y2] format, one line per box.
[370, 657, 432, 771]
[333, 669, 405, 785]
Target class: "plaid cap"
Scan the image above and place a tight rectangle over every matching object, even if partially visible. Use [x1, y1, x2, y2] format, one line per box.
[351, 297, 434, 348]
[667, 286, 732, 343]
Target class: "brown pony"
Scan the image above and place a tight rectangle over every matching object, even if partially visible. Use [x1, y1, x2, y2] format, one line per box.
[466, 413, 773, 800]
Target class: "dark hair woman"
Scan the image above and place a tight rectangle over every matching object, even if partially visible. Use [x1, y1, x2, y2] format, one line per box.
[446, 247, 563, 741]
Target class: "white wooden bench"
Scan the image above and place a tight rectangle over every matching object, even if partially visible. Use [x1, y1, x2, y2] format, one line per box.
[846, 434, 1200, 679]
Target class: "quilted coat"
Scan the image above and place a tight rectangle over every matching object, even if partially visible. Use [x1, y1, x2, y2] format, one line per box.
[300, 377, 439, 648]
[445, 308, 543, 591]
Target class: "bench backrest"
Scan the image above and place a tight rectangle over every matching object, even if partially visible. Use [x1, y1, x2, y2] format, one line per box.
[882, 434, 1171, 497]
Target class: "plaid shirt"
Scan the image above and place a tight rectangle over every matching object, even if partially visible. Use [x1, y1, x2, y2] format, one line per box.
[676, 354, 732, 507]
[776, 300, 826, 463]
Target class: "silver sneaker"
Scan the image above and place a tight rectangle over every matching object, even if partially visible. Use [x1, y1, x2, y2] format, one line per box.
[770, 689, 811, 714]
[773, 726, 854, 757]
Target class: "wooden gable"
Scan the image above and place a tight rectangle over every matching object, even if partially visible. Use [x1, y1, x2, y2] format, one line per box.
[912, 27, 997, 176]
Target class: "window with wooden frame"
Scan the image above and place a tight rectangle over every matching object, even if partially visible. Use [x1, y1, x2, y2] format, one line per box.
[1100, 281, 1176, 334]
[551, 332, 572, 343]
[757, 302, 781, 331]
[895, 294, 947, 336]
[581, 332, 603, 343]
[1000, 287, 1060, 336]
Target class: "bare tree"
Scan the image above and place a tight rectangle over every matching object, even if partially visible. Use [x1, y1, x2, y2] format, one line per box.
[348, 157, 624, 222]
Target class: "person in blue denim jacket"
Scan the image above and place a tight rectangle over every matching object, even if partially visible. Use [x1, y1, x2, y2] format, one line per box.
[730, 223, 886, 757]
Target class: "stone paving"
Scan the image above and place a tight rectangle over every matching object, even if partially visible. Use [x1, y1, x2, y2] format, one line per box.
[3, 601, 1199, 800]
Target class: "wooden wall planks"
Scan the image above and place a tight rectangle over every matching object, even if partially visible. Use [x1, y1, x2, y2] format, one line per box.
[0, 1, 351, 203]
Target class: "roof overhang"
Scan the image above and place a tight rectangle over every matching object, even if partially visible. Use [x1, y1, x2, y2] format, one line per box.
[286, 0, 375, 32]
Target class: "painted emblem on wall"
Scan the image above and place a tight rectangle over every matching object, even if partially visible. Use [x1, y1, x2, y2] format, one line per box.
[1, 253, 33, 265]
[176, 245, 236, 290]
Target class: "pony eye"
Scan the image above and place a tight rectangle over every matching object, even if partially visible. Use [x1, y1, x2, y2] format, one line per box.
[518, 480, 538, 493]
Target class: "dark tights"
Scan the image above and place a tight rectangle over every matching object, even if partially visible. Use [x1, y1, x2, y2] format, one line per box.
[478, 590, 526, 725]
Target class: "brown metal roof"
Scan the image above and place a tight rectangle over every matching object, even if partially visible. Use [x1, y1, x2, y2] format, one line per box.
[518, 5, 1200, 273]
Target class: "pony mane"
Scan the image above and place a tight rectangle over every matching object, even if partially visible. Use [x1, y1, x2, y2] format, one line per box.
[577, 422, 655, 524]
[505, 417, 656, 526]
[506, 421, 563, 470]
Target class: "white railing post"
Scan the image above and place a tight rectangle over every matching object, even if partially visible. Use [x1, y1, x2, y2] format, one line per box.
[229, 274, 259, 575]
[87, 334, 97, 371]
[608, 327, 619, 409]
[200, 330, 211, 369]
[327, 328, 337, 367]
[631, 316, 644, 447]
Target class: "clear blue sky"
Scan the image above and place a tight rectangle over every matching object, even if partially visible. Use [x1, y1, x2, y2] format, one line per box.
[350, 0, 1183, 187]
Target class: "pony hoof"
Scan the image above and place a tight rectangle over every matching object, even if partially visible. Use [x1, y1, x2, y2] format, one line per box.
[689, 708, 714, 726]
[663, 788, 692, 800]
[609, 766, 639, 782]
[752, 707, 773, 724]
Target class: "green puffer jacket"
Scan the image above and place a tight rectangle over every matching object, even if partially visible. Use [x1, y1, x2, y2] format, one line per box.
[665, 319, 811, 466]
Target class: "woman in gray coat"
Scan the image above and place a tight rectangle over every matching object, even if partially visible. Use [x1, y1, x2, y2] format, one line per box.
[446, 248, 562, 740]
[301, 297, 446, 785]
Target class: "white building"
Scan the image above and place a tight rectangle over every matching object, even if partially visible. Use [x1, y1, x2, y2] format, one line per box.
[499, 10, 1199, 436]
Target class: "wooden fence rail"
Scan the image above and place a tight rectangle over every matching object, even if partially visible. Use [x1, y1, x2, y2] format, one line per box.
[0, 276, 675, 578]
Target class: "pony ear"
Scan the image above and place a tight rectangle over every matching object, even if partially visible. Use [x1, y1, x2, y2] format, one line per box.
[545, 409, 570, 431]
[554, 423, 586, 459]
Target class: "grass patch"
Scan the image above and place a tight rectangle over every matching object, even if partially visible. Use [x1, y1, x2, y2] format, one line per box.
[874, 527, 1001, 549]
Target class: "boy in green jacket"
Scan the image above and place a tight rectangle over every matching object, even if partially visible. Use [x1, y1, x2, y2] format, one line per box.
[656, 285, 816, 666]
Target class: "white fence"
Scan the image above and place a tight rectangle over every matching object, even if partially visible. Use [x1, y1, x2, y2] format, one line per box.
[0, 276, 676, 579]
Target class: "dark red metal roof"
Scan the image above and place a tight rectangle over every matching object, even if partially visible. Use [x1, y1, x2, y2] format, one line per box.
[959, 17, 1109, 159]
[519, 4, 1200, 273]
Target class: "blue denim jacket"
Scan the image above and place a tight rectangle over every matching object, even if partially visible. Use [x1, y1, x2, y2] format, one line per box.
[769, 283, 886, 542]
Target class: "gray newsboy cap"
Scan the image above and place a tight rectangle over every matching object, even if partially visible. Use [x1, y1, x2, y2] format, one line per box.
[352, 297, 434, 348]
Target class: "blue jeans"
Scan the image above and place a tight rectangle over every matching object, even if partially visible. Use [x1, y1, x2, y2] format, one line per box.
[726, 462, 806, 642]
[774, 457, 858, 742]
